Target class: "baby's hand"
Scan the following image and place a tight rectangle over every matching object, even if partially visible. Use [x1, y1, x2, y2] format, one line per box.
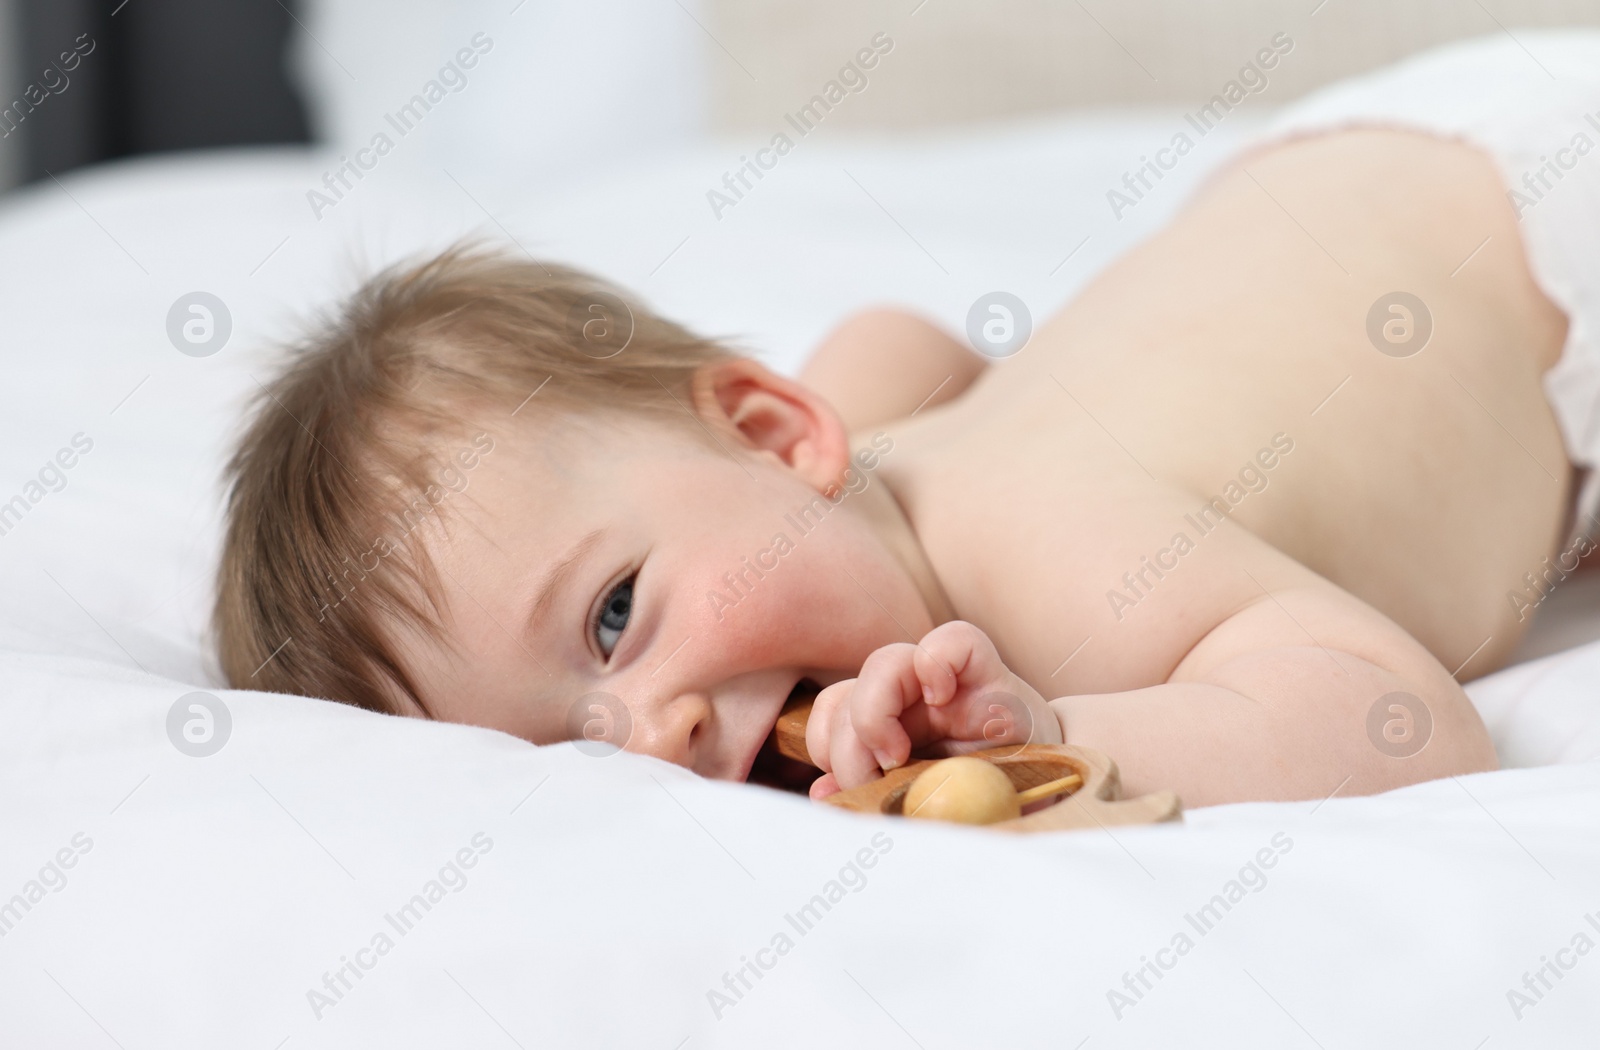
[806, 620, 1063, 799]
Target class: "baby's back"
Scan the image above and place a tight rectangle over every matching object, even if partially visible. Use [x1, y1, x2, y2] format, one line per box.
[886, 129, 1571, 693]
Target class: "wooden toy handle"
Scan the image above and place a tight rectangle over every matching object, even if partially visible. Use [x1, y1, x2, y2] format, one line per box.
[767, 692, 817, 766]
[760, 686, 1183, 833]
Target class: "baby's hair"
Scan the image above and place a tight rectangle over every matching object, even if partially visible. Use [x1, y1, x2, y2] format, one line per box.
[214, 241, 735, 714]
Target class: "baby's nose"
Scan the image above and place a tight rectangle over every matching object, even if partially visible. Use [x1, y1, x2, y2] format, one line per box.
[623, 688, 712, 768]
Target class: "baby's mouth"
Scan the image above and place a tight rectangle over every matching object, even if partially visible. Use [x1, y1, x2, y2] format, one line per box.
[746, 677, 821, 794]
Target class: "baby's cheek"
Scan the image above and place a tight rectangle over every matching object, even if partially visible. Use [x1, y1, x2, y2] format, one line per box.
[687, 559, 815, 667]
[686, 513, 898, 669]
[691, 553, 802, 656]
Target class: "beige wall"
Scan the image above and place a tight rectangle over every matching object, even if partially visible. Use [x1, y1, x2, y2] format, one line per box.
[707, 0, 1600, 132]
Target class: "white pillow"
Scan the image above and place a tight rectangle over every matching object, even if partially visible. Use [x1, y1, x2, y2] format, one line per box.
[1463, 637, 1600, 766]
[288, 0, 707, 185]
[7, 646, 1600, 1047]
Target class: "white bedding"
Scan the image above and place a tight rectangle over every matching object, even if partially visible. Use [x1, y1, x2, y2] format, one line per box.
[4, 111, 1600, 1047]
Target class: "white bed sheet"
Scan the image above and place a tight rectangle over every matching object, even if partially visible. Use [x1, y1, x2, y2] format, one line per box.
[2, 112, 1599, 1047]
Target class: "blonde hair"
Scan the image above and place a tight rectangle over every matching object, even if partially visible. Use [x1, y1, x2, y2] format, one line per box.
[214, 242, 735, 714]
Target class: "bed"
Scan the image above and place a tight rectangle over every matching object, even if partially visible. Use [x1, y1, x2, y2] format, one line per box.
[5, 48, 1600, 1048]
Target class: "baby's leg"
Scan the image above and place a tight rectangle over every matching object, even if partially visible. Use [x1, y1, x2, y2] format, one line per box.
[800, 308, 986, 433]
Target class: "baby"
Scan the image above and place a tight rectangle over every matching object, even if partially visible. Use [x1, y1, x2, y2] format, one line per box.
[217, 35, 1600, 808]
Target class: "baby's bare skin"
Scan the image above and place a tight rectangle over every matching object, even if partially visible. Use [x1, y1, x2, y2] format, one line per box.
[823, 129, 1569, 805]
[396, 128, 1564, 810]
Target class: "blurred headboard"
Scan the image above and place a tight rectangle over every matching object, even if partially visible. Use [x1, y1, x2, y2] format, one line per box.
[706, 0, 1600, 131]
[7, 0, 308, 185]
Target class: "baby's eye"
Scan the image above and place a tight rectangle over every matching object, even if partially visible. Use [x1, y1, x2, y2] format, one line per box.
[594, 575, 634, 658]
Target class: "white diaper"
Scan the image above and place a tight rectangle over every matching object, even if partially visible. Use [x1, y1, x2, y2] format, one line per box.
[1245, 30, 1600, 545]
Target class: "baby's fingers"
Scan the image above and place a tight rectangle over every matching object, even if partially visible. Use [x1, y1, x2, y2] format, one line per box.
[807, 678, 885, 790]
[808, 771, 840, 800]
[805, 680, 849, 774]
[849, 643, 922, 772]
[911, 620, 1003, 707]
[828, 689, 889, 789]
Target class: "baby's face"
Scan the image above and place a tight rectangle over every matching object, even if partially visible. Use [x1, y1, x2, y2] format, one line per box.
[389, 408, 934, 781]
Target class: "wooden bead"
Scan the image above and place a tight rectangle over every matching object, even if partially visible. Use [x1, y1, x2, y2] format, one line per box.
[902, 757, 1020, 825]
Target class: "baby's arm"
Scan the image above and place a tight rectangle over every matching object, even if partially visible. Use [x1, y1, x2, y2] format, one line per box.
[1045, 585, 1496, 807]
[800, 308, 987, 433]
[811, 589, 1494, 808]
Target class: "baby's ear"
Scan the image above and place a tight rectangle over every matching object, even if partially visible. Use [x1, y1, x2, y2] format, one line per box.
[691, 358, 850, 489]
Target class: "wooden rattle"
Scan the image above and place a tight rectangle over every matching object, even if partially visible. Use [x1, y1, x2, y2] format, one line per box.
[902, 756, 1084, 825]
[761, 693, 1182, 834]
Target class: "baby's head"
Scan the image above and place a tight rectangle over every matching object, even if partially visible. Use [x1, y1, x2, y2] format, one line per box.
[215, 244, 938, 780]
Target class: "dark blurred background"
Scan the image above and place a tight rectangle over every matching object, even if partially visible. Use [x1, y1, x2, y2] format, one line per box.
[7, 0, 308, 185]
